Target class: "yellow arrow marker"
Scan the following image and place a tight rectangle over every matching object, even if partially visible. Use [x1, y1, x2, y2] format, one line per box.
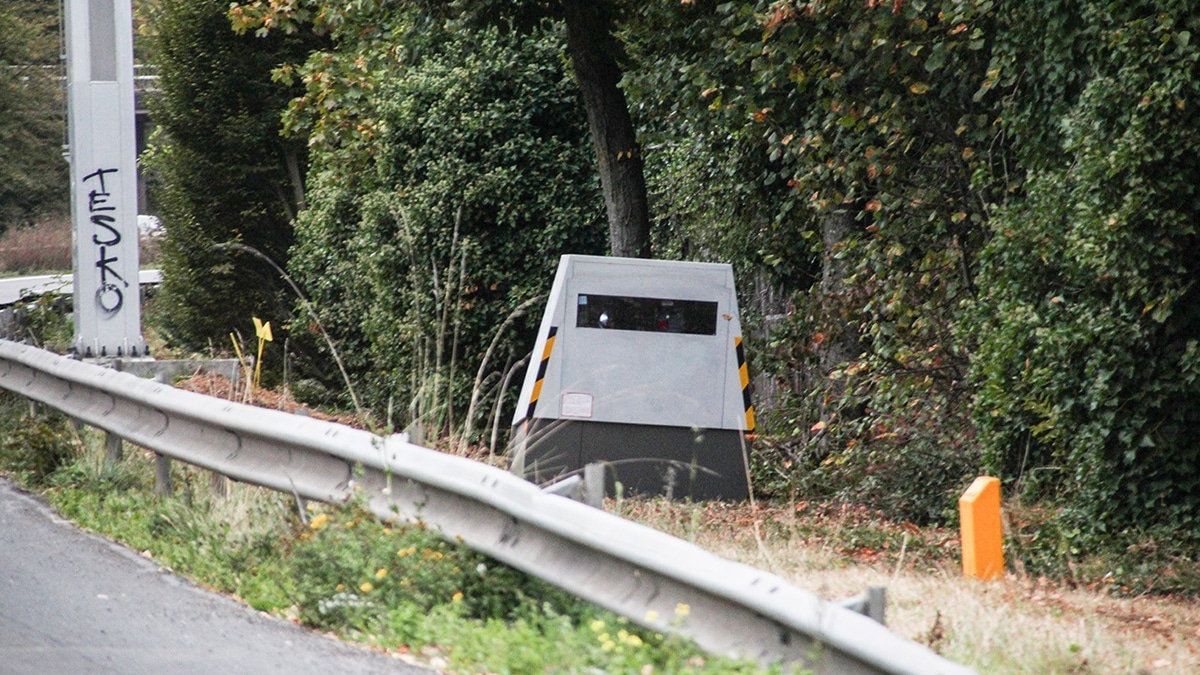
[253, 317, 273, 342]
[251, 317, 273, 387]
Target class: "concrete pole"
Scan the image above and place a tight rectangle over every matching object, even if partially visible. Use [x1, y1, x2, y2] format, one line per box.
[64, 0, 146, 358]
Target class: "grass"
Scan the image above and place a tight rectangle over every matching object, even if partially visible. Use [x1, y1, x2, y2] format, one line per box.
[0, 392, 796, 675]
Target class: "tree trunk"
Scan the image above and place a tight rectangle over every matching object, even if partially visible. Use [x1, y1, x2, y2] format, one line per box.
[562, 0, 651, 259]
[817, 210, 866, 430]
[819, 210, 863, 376]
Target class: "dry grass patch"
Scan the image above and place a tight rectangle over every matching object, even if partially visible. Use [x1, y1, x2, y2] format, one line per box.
[0, 214, 163, 276]
[0, 215, 72, 274]
[614, 498, 1200, 674]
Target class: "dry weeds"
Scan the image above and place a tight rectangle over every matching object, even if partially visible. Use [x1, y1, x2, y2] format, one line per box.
[614, 499, 1200, 674]
[174, 371, 366, 428]
[0, 214, 162, 275]
[0, 216, 72, 274]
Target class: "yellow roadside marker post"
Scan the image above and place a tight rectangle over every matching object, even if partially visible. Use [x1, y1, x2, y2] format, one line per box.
[959, 476, 1004, 580]
[252, 317, 273, 388]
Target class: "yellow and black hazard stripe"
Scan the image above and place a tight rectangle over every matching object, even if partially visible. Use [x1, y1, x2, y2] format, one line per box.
[735, 336, 756, 435]
[525, 326, 558, 421]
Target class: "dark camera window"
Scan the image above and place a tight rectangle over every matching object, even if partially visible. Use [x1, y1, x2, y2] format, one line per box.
[575, 294, 718, 336]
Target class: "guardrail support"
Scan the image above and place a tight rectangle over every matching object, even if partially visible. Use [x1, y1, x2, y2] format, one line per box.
[542, 463, 606, 510]
[840, 586, 887, 625]
[211, 472, 228, 497]
[105, 431, 123, 465]
[543, 474, 582, 498]
[582, 462, 605, 509]
[155, 453, 172, 495]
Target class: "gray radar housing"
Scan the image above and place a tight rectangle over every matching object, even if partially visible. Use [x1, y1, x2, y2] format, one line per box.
[509, 255, 754, 500]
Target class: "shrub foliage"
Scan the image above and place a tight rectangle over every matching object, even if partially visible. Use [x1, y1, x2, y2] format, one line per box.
[285, 13, 604, 431]
[137, 0, 1200, 557]
[144, 0, 318, 352]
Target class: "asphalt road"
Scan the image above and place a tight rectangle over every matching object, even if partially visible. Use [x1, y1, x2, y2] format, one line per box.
[0, 478, 428, 675]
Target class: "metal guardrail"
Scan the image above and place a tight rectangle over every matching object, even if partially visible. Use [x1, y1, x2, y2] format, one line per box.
[0, 339, 974, 675]
[0, 270, 162, 307]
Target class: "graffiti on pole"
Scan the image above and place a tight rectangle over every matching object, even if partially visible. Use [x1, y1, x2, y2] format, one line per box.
[82, 167, 130, 316]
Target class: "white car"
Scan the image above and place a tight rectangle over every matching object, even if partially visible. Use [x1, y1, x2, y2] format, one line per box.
[137, 215, 163, 237]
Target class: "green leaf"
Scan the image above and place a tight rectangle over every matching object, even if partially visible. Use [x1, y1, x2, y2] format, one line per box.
[924, 42, 947, 73]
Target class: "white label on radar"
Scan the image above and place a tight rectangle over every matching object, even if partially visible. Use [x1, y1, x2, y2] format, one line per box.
[560, 392, 594, 419]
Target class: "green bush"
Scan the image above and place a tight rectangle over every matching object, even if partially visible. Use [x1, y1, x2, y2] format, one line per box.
[0, 406, 74, 485]
[144, 0, 318, 354]
[289, 505, 577, 632]
[753, 286, 979, 524]
[0, 1, 67, 229]
[970, 8, 1200, 538]
[289, 18, 605, 434]
[684, 0, 997, 523]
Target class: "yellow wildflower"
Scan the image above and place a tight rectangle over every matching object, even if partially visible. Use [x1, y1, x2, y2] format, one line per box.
[452, 591, 464, 602]
[360, 582, 373, 593]
[644, 610, 660, 623]
[589, 619, 606, 632]
[375, 568, 387, 579]
[397, 547, 415, 557]
[309, 513, 329, 530]
[675, 603, 690, 617]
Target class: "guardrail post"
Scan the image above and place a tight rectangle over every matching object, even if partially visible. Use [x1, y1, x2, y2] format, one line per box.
[838, 585, 887, 625]
[867, 586, 886, 624]
[211, 471, 228, 497]
[155, 454, 172, 495]
[582, 462, 605, 509]
[105, 431, 123, 465]
[148, 372, 172, 496]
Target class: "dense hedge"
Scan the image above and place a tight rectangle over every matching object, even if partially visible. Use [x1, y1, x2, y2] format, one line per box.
[972, 4, 1200, 536]
[288, 17, 605, 432]
[145, 0, 318, 355]
[0, 1, 66, 229]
